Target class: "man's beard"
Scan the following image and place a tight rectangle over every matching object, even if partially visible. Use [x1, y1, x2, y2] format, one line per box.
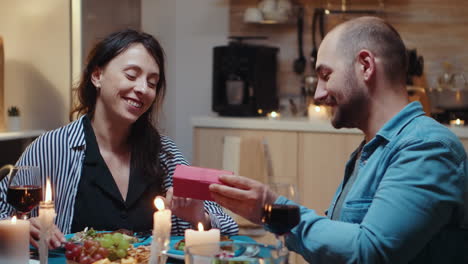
[331, 71, 368, 129]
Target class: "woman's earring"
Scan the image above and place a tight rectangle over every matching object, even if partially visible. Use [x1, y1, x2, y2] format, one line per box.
[96, 85, 101, 92]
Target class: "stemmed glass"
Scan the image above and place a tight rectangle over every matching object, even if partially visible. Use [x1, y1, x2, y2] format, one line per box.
[5, 165, 42, 219]
[262, 182, 301, 249]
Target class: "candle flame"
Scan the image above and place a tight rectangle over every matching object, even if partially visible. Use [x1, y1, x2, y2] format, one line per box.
[456, 118, 461, 125]
[12, 216, 17, 224]
[45, 178, 52, 202]
[314, 106, 321, 112]
[154, 197, 165, 210]
[198, 222, 204, 231]
[270, 111, 278, 118]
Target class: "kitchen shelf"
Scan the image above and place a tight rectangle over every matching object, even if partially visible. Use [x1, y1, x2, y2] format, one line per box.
[325, 9, 384, 15]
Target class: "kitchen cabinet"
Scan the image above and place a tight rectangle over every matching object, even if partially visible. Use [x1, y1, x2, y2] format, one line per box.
[193, 127, 364, 217]
[298, 132, 363, 215]
[460, 138, 468, 151]
[193, 127, 298, 184]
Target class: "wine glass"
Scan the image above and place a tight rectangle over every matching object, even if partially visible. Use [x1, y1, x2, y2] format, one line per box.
[262, 182, 300, 249]
[5, 166, 42, 219]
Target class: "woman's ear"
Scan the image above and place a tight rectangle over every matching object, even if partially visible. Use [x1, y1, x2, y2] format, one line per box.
[90, 68, 102, 89]
[357, 49, 375, 82]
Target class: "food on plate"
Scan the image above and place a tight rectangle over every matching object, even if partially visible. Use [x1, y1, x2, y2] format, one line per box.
[68, 227, 99, 243]
[91, 256, 138, 264]
[127, 245, 151, 263]
[174, 235, 233, 251]
[68, 228, 139, 244]
[65, 233, 134, 263]
[64, 239, 109, 264]
[66, 245, 150, 264]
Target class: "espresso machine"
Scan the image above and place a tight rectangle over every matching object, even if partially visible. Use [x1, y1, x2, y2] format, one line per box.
[212, 37, 279, 116]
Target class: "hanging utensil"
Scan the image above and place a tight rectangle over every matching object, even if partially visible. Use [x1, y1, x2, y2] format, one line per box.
[303, 8, 326, 106]
[310, 8, 326, 70]
[293, 7, 306, 75]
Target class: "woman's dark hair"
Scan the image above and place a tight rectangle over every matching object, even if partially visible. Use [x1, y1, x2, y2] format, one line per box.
[71, 29, 167, 191]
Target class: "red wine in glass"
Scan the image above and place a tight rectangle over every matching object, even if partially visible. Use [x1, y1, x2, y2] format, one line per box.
[262, 204, 300, 235]
[4, 165, 42, 218]
[7, 185, 43, 214]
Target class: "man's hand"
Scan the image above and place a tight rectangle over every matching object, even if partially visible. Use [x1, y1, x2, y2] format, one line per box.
[29, 217, 66, 249]
[209, 175, 278, 225]
[166, 187, 210, 228]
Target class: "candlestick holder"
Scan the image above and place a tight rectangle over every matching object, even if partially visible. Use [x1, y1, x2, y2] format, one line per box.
[38, 201, 56, 264]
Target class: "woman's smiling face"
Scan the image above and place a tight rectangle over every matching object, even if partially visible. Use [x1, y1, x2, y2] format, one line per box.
[92, 43, 160, 125]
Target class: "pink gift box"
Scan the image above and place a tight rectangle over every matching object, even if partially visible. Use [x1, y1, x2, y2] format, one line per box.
[173, 165, 233, 201]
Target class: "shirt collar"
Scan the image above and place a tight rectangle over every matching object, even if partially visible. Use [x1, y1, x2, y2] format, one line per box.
[376, 101, 426, 142]
[68, 115, 87, 150]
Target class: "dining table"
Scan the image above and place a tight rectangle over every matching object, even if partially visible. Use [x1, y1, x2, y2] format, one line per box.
[30, 235, 257, 264]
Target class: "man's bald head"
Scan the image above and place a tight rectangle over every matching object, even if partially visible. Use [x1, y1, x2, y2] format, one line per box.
[328, 16, 408, 85]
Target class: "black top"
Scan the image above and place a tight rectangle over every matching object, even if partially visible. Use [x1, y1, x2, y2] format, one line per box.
[71, 116, 162, 233]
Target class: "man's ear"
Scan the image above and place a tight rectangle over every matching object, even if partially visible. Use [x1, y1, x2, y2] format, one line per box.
[357, 49, 375, 82]
[90, 68, 102, 89]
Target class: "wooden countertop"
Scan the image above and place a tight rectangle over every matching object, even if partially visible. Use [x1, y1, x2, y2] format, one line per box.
[192, 116, 468, 139]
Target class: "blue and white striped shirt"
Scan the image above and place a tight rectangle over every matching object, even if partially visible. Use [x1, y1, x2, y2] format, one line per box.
[0, 116, 238, 236]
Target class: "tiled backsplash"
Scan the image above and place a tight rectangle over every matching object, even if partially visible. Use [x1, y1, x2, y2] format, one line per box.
[229, 0, 468, 97]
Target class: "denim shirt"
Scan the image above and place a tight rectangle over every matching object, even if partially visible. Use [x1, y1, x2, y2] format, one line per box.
[275, 102, 467, 263]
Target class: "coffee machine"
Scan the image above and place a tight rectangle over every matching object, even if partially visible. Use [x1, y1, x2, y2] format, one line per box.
[212, 37, 279, 116]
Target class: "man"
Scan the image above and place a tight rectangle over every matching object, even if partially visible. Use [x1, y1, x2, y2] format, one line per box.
[209, 16, 467, 263]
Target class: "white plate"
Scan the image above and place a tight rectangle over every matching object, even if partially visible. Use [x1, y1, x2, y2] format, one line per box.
[29, 260, 40, 264]
[165, 252, 185, 260]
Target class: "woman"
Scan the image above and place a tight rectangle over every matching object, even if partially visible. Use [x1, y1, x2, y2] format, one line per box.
[0, 29, 238, 248]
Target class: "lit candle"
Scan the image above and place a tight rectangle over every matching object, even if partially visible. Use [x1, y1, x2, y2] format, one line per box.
[267, 111, 280, 120]
[308, 104, 328, 121]
[153, 197, 172, 243]
[450, 118, 465, 127]
[39, 178, 56, 264]
[185, 223, 220, 255]
[150, 197, 172, 264]
[0, 216, 30, 264]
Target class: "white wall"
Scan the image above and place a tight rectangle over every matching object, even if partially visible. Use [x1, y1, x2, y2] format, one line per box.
[142, 0, 229, 162]
[0, 0, 71, 131]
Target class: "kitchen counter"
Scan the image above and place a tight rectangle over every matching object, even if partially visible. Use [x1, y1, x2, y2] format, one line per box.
[192, 116, 468, 139]
[0, 130, 45, 141]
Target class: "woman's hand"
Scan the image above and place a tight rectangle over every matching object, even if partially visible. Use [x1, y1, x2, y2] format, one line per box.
[29, 217, 66, 249]
[165, 187, 211, 228]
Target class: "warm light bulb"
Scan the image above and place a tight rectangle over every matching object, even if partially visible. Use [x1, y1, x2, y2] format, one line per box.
[45, 179, 52, 202]
[198, 222, 204, 231]
[314, 106, 321, 112]
[12, 216, 17, 224]
[456, 118, 461, 125]
[155, 197, 165, 210]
